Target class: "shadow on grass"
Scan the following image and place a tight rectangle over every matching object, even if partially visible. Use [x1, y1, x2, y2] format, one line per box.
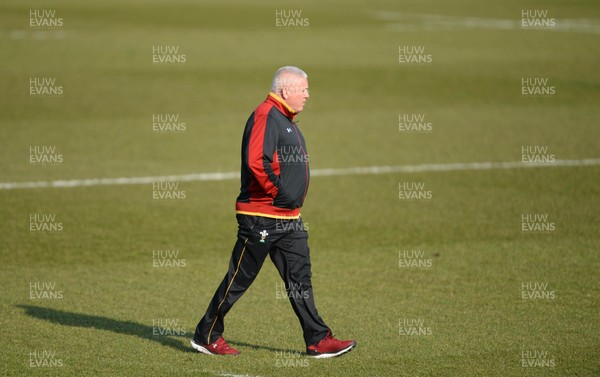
[227, 340, 296, 354]
[17, 305, 193, 353]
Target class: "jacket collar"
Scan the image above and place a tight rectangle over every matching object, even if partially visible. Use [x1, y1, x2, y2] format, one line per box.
[266, 92, 297, 120]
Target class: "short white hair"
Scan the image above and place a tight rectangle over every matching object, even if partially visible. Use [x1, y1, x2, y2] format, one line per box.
[270, 66, 308, 93]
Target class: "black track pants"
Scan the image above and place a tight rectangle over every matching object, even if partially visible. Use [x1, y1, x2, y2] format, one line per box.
[193, 214, 330, 347]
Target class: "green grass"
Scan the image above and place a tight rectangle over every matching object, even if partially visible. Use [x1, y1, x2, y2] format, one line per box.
[1, 0, 599, 376]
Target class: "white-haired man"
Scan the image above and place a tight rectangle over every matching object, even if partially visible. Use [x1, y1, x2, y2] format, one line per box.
[191, 66, 356, 358]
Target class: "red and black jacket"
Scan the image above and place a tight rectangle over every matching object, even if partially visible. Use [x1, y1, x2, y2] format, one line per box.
[235, 93, 309, 219]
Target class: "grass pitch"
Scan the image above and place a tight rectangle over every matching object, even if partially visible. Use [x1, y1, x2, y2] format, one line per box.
[1, 0, 599, 376]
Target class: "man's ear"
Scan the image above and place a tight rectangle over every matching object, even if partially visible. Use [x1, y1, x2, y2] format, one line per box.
[280, 88, 289, 100]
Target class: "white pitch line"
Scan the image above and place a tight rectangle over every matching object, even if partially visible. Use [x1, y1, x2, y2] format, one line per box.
[371, 11, 600, 34]
[0, 159, 598, 191]
[5, 30, 73, 39]
[215, 373, 262, 377]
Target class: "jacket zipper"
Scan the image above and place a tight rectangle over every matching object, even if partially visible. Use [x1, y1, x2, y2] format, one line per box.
[290, 122, 309, 203]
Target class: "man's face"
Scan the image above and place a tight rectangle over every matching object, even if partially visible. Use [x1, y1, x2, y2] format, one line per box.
[280, 75, 310, 113]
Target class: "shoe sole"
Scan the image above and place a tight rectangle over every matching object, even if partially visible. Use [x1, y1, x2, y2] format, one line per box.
[308, 342, 356, 359]
[190, 339, 239, 356]
[190, 339, 218, 355]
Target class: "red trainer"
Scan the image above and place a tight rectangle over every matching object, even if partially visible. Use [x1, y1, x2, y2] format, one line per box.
[306, 332, 356, 358]
[191, 337, 240, 356]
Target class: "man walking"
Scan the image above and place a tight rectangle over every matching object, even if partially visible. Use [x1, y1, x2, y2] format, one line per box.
[191, 66, 356, 358]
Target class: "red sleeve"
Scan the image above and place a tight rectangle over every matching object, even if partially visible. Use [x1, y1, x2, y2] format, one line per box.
[248, 108, 281, 198]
